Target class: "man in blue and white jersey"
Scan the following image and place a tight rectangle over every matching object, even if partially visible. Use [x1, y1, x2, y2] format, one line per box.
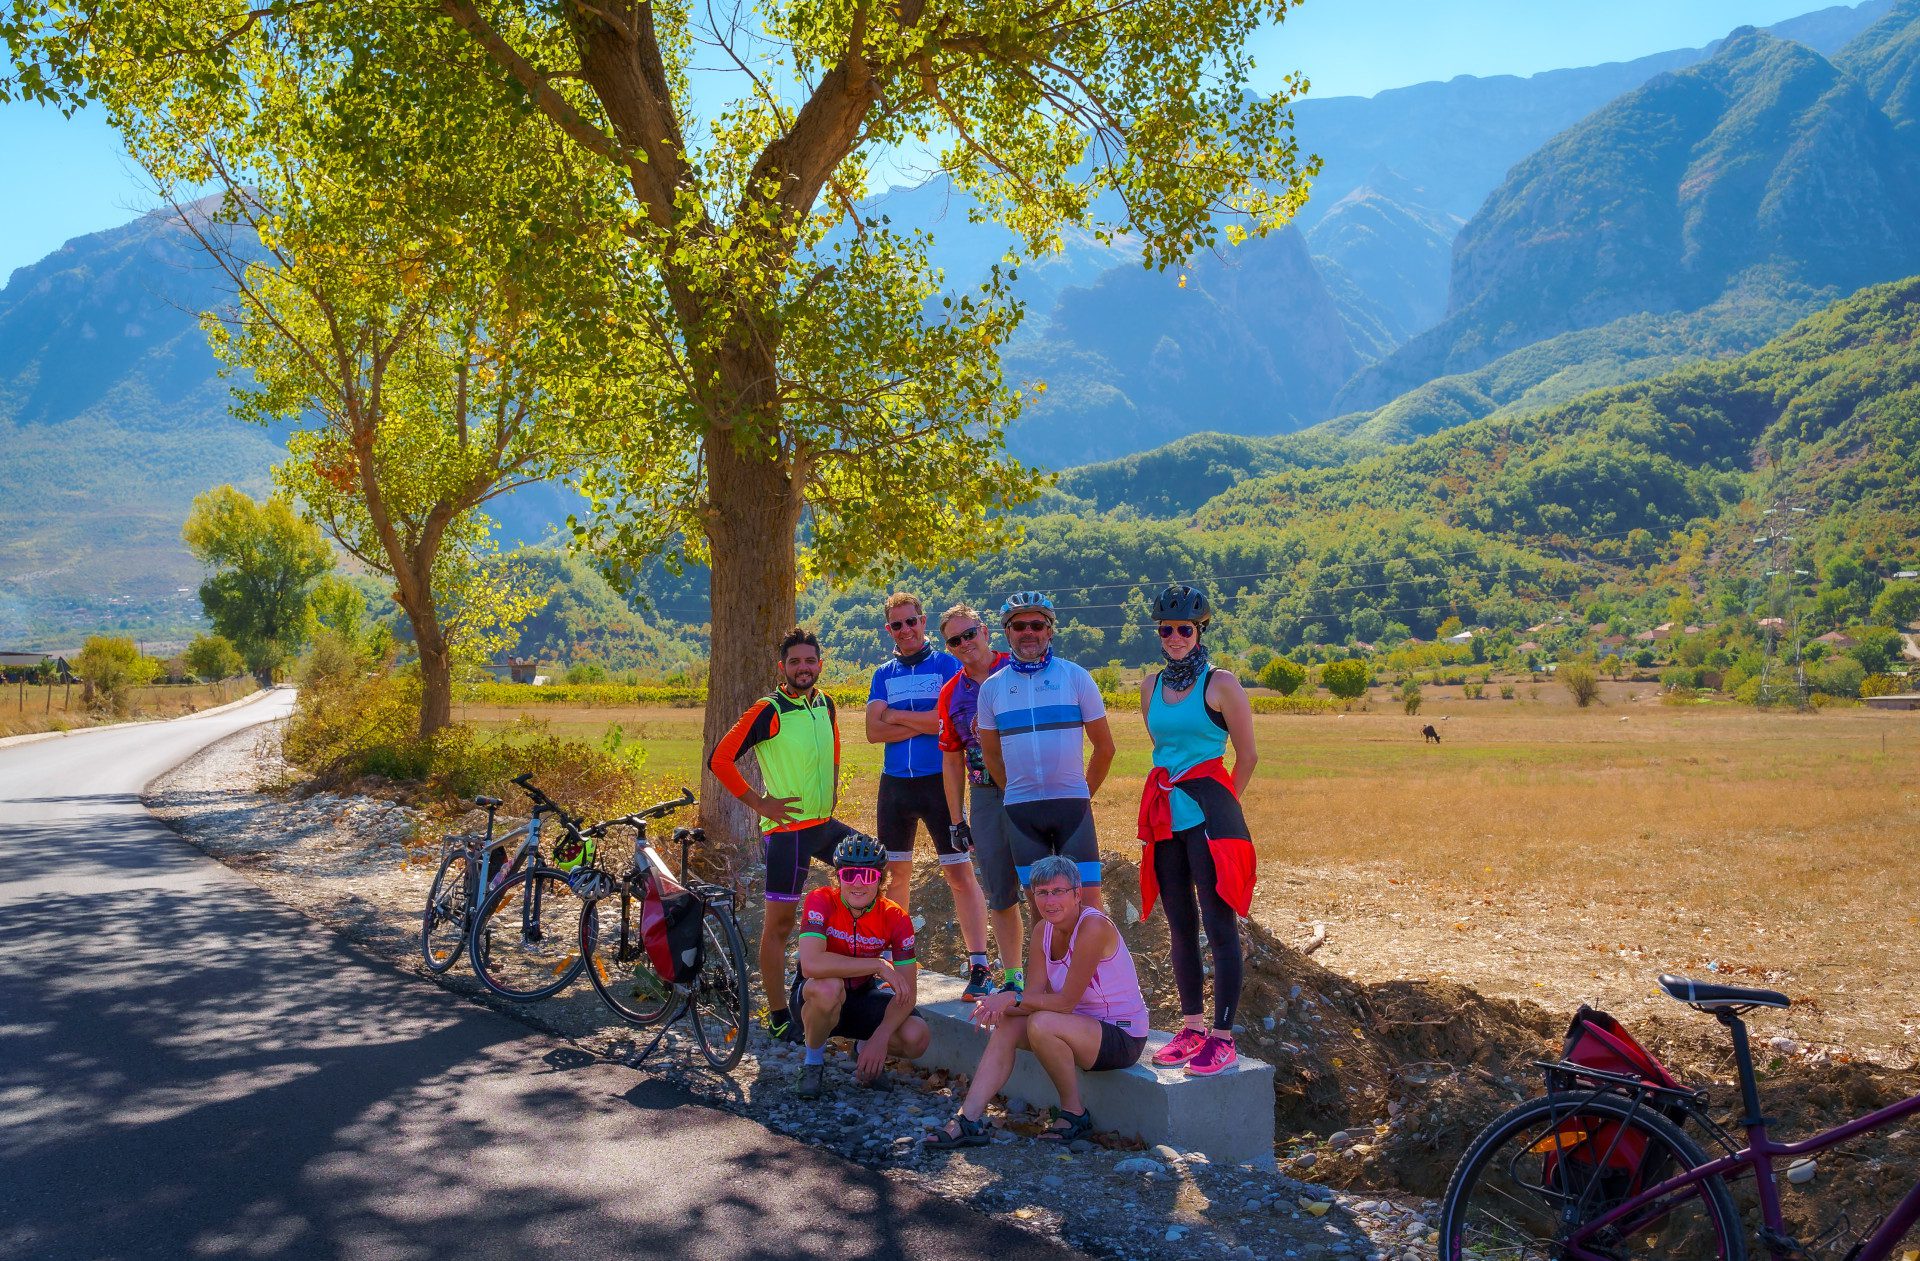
[866, 591, 995, 1000]
[975, 591, 1115, 912]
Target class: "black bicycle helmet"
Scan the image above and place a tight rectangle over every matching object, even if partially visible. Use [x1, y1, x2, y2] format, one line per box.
[831, 832, 887, 871]
[1151, 583, 1212, 625]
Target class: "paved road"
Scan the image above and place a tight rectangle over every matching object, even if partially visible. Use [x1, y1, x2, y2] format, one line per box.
[0, 694, 1080, 1261]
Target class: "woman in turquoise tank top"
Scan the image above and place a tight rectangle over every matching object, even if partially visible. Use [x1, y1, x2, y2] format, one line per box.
[1138, 584, 1259, 1077]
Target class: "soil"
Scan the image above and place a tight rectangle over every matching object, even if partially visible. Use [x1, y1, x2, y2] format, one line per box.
[148, 721, 1920, 1256]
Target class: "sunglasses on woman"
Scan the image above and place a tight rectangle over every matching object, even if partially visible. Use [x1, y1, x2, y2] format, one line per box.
[945, 625, 984, 648]
[887, 614, 922, 631]
[1157, 624, 1196, 639]
[837, 866, 882, 886]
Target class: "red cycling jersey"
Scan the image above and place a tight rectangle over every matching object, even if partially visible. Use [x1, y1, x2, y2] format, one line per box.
[797, 885, 917, 977]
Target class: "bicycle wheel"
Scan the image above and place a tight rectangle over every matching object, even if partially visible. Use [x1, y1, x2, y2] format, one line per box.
[421, 849, 473, 973]
[470, 867, 585, 1001]
[1440, 1091, 1745, 1261]
[582, 890, 673, 1025]
[690, 902, 750, 1071]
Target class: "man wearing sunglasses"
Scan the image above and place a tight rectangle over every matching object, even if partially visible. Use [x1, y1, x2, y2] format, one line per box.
[865, 592, 995, 1001]
[936, 603, 1026, 995]
[976, 591, 1115, 912]
[792, 834, 932, 1098]
[710, 626, 856, 1045]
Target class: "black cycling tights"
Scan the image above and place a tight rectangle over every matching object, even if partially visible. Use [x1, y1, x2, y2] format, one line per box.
[1153, 826, 1242, 1032]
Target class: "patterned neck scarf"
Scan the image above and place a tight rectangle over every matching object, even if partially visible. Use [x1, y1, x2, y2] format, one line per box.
[1160, 635, 1210, 693]
[895, 643, 931, 667]
[1009, 645, 1054, 675]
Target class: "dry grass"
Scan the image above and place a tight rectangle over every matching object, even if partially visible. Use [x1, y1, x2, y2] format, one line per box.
[468, 693, 1920, 1063]
[0, 678, 258, 739]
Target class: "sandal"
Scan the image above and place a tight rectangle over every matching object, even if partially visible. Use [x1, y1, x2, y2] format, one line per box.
[1038, 1105, 1094, 1143]
[922, 1114, 992, 1149]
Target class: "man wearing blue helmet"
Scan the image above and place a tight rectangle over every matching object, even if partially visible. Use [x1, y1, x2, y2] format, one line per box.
[975, 591, 1115, 911]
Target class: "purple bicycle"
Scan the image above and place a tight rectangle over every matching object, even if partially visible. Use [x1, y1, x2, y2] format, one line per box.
[1440, 974, 1920, 1260]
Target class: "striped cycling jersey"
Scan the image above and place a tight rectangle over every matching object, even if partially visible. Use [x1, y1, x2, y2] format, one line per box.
[975, 655, 1106, 805]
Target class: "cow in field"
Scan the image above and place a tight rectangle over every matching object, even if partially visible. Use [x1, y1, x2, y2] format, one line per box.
[1422, 724, 1441, 744]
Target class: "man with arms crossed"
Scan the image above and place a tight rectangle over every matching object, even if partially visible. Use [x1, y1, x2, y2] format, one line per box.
[936, 602, 1026, 994]
[866, 591, 996, 1001]
[976, 591, 1116, 912]
[791, 833, 932, 1097]
[709, 627, 855, 1044]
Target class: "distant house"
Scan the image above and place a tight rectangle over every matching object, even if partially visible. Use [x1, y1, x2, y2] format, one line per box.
[507, 656, 542, 684]
[1814, 631, 1857, 648]
[0, 651, 72, 683]
[1601, 634, 1629, 649]
[1652, 622, 1675, 640]
[1526, 618, 1564, 634]
[1865, 694, 1920, 711]
[1684, 624, 1705, 635]
[1517, 641, 1542, 653]
[1443, 630, 1474, 645]
[1350, 640, 1377, 654]
[1634, 630, 1658, 643]
[1758, 617, 1786, 631]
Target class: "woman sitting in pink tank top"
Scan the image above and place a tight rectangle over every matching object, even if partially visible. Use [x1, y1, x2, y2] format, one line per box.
[923, 854, 1149, 1148]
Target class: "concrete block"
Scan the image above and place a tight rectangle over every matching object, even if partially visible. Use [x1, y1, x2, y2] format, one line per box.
[911, 970, 1276, 1167]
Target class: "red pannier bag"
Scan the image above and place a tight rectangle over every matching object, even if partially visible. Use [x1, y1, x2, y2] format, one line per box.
[639, 872, 705, 985]
[1540, 1006, 1687, 1206]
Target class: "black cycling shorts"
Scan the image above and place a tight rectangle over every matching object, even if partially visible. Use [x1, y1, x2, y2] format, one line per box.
[876, 773, 963, 865]
[789, 975, 919, 1042]
[1004, 797, 1101, 886]
[763, 819, 858, 903]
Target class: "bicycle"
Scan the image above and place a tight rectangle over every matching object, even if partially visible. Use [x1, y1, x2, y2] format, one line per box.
[570, 795, 751, 1073]
[463, 773, 614, 1002]
[1440, 974, 1920, 1260]
[420, 790, 518, 974]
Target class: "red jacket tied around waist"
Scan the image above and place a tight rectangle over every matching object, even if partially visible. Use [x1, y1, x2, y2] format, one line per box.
[1136, 757, 1257, 918]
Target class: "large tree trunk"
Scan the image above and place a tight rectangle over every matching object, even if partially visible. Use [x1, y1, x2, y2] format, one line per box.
[699, 429, 804, 859]
[417, 634, 454, 740]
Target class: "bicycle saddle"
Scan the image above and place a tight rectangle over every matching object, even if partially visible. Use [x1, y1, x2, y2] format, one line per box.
[1659, 974, 1790, 1010]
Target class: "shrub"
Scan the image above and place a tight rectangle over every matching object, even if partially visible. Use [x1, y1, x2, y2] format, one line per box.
[294, 628, 366, 691]
[1322, 658, 1371, 700]
[1257, 657, 1308, 695]
[1860, 673, 1908, 698]
[184, 633, 246, 682]
[1248, 694, 1337, 715]
[1463, 681, 1484, 700]
[1561, 662, 1600, 708]
[565, 660, 609, 684]
[1090, 661, 1124, 693]
[1811, 656, 1866, 699]
[1499, 684, 1515, 699]
[1399, 679, 1422, 715]
[73, 635, 161, 713]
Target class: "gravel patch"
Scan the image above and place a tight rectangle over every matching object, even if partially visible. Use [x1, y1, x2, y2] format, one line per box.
[146, 721, 1445, 1259]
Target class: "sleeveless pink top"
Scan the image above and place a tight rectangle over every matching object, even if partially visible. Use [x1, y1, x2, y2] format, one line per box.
[1041, 908, 1150, 1033]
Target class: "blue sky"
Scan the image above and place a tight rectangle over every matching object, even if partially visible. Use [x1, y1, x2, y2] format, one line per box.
[0, 0, 1850, 281]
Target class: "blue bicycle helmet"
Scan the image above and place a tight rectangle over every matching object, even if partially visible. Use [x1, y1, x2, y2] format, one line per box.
[831, 832, 887, 871]
[1151, 583, 1212, 626]
[998, 590, 1056, 625]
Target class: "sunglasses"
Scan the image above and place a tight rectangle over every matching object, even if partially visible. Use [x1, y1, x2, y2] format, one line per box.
[837, 867, 882, 886]
[1006, 618, 1053, 633]
[887, 614, 922, 631]
[1157, 624, 1197, 639]
[945, 625, 984, 648]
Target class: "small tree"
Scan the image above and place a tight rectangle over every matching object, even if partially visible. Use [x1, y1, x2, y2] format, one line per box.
[183, 633, 246, 682]
[74, 635, 161, 712]
[1323, 658, 1371, 700]
[1399, 678, 1423, 715]
[1257, 657, 1308, 696]
[183, 486, 333, 679]
[1561, 661, 1600, 707]
[1869, 581, 1920, 628]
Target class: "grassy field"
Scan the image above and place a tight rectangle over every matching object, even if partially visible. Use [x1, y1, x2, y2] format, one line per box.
[464, 690, 1920, 1064]
[0, 678, 258, 739]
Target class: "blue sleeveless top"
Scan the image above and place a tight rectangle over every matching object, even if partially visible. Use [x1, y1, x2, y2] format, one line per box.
[1147, 666, 1229, 832]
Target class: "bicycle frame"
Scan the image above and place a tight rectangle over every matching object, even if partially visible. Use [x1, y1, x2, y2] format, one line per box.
[1568, 1071, 1920, 1258]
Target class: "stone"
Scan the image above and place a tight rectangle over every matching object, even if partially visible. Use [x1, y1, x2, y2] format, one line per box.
[1165, 1226, 1188, 1242]
[1069, 1139, 1094, 1154]
[1787, 1158, 1817, 1185]
[1151, 1144, 1183, 1163]
[1293, 1152, 1317, 1170]
[1329, 1130, 1356, 1150]
[1114, 1156, 1165, 1176]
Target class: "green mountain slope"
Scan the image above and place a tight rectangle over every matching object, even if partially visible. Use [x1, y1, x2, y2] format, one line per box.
[1341, 26, 1920, 413]
[1836, 0, 1920, 129]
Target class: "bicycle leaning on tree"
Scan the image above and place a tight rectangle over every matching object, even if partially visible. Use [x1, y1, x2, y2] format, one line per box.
[1440, 973, 1920, 1260]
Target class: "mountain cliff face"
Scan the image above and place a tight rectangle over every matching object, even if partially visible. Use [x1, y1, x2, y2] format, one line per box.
[1306, 170, 1462, 346]
[1836, 0, 1920, 130]
[1002, 226, 1361, 468]
[1337, 26, 1920, 412]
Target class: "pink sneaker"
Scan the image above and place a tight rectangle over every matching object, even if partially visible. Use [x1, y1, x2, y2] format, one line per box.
[1185, 1035, 1238, 1076]
[1152, 1028, 1209, 1067]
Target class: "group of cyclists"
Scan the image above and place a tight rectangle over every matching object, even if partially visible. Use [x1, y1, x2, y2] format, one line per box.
[708, 585, 1261, 1144]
